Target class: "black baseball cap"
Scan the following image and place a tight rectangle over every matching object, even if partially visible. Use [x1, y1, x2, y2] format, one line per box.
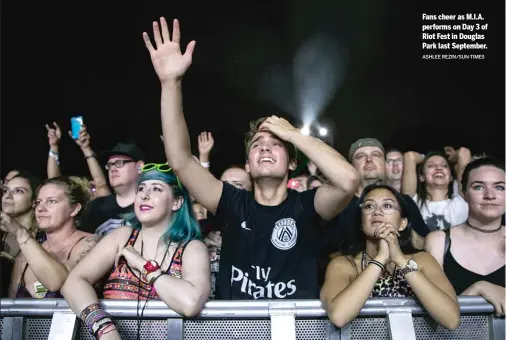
[99, 142, 146, 163]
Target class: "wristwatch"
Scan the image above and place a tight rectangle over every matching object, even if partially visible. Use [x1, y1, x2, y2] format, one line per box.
[399, 258, 418, 276]
[142, 260, 160, 281]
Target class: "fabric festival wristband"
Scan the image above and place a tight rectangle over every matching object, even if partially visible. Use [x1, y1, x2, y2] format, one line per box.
[49, 150, 60, 165]
[200, 162, 210, 168]
[81, 303, 101, 321]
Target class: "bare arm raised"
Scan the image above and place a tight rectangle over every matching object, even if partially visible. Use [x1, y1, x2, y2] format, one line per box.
[143, 18, 222, 214]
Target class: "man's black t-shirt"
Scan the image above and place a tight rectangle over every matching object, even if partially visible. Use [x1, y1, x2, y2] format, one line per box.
[82, 195, 133, 236]
[216, 183, 321, 300]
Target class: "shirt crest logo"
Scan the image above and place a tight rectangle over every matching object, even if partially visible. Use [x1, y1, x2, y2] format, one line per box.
[271, 218, 297, 250]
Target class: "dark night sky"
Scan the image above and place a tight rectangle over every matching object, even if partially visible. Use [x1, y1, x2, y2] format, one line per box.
[1, 1, 505, 179]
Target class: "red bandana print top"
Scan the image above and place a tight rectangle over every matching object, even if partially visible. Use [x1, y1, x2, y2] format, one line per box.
[103, 229, 186, 300]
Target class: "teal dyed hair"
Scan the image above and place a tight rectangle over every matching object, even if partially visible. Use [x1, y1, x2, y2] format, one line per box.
[121, 169, 201, 244]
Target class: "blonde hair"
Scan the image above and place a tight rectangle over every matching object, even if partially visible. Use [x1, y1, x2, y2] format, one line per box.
[36, 176, 92, 227]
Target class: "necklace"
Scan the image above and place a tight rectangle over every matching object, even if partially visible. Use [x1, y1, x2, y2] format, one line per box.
[46, 228, 78, 253]
[466, 220, 502, 233]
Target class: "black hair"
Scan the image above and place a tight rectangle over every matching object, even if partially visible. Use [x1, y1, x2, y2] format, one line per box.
[11, 170, 43, 200]
[461, 157, 505, 192]
[416, 151, 456, 209]
[340, 183, 420, 257]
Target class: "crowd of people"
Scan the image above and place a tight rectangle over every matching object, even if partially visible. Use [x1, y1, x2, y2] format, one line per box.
[1, 17, 504, 339]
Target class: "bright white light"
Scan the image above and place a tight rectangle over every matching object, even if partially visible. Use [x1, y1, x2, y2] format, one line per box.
[300, 126, 311, 135]
[319, 127, 328, 136]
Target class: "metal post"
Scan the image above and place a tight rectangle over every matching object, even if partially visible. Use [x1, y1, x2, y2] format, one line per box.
[166, 318, 183, 340]
[327, 322, 340, 340]
[269, 302, 296, 340]
[489, 315, 505, 340]
[48, 312, 77, 340]
[386, 310, 416, 340]
[1, 317, 24, 340]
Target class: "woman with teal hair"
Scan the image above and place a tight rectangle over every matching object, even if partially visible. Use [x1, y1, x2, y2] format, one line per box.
[62, 163, 211, 339]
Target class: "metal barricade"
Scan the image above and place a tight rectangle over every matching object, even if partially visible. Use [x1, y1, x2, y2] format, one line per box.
[0, 297, 503, 340]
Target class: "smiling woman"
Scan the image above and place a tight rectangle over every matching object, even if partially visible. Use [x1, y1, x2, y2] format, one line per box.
[61, 166, 210, 339]
[402, 150, 472, 231]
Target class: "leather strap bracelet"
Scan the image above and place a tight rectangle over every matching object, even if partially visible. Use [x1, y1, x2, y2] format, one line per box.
[368, 260, 385, 272]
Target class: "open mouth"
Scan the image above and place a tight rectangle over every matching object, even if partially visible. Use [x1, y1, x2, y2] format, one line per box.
[259, 157, 275, 164]
[433, 172, 445, 179]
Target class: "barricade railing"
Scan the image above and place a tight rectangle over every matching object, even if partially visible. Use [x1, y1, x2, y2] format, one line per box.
[0, 296, 503, 340]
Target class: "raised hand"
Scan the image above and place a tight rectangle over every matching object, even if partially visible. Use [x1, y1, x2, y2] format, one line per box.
[46, 122, 62, 147]
[0, 212, 21, 234]
[143, 18, 196, 82]
[259, 116, 299, 142]
[198, 132, 215, 155]
[307, 161, 317, 176]
[68, 125, 91, 151]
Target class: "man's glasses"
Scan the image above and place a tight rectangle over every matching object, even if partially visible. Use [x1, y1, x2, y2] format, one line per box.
[386, 159, 402, 165]
[105, 159, 135, 170]
[141, 163, 182, 190]
[359, 202, 400, 215]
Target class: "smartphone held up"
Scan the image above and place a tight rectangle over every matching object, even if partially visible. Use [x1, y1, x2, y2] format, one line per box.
[71, 116, 84, 140]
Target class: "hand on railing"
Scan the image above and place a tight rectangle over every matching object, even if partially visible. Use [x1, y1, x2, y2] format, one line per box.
[462, 281, 505, 317]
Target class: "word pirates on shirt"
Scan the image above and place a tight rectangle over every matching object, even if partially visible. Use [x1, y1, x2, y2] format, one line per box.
[216, 183, 321, 300]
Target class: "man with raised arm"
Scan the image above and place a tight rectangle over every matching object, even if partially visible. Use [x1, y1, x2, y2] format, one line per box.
[143, 17, 359, 299]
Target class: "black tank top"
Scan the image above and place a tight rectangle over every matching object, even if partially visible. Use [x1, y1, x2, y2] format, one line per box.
[443, 229, 505, 295]
[16, 236, 87, 298]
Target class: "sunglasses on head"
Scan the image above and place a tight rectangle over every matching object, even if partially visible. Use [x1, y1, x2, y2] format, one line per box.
[141, 163, 182, 190]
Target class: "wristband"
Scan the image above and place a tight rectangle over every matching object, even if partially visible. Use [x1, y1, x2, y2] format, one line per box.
[85, 153, 96, 160]
[368, 260, 385, 272]
[49, 150, 60, 165]
[200, 161, 210, 168]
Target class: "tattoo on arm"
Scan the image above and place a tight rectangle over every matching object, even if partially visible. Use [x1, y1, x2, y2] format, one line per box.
[74, 235, 101, 265]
